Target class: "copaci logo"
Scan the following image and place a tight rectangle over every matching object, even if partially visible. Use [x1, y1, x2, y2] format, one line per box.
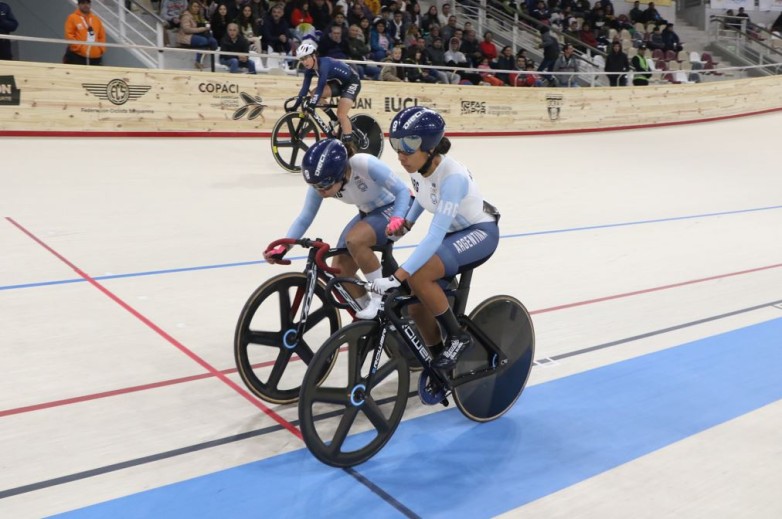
[232, 92, 267, 120]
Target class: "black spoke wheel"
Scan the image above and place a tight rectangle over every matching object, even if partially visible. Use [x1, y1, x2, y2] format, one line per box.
[349, 114, 384, 158]
[234, 272, 341, 404]
[271, 112, 322, 173]
[452, 296, 535, 422]
[299, 321, 409, 467]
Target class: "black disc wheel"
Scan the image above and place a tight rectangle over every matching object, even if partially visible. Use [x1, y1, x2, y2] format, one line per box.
[452, 296, 535, 422]
[349, 114, 384, 158]
[234, 272, 341, 404]
[271, 112, 322, 173]
[299, 321, 410, 467]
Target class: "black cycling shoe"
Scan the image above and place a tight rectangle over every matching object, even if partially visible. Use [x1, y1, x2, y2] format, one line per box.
[432, 333, 471, 370]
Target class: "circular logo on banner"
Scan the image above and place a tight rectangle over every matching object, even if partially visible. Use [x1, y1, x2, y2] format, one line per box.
[105, 79, 130, 105]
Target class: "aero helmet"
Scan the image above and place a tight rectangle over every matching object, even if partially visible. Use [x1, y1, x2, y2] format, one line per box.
[388, 106, 445, 154]
[296, 41, 317, 59]
[302, 139, 348, 189]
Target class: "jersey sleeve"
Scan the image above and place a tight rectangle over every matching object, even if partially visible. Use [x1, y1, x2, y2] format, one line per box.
[297, 69, 314, 98]
[364, 155, 411, 219]
[401, 173, 469, 275]
[311, 58, 331, 104]
[285, 188, 324, 239]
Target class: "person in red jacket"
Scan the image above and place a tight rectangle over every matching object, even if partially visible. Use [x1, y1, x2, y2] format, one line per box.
[64, 0, 106, 65]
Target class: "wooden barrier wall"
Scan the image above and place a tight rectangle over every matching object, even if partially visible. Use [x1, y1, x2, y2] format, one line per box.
[1, 60, 781, 136]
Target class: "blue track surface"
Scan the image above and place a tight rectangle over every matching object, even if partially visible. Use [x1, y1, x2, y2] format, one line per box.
[54, 318, 782, 518]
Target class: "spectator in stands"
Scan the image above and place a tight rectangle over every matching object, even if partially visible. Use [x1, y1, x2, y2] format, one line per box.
[477, 56, 504, 86]
[209, 2, 229, 43]
[479, 31, 498, 62]
[772, 11, 782, 34]
[642, 2, 665, 26]
[408, 48, 439, 83]
[515, 60, 544, 87]
[249, 0, 266, 24]
[426, 36, 461, 84]
[421, 4, 439, 34]
[495, 45, 515, 84]
[389, 10, 408, 45]
[219, 22, 257, 73]
[403, 24, 421, 48]
[604, 40, 629, 86]
[440, 15, 460, 44]
[445, 37, 481, 84]
[236, 3, 262, 52]
[579, 22, 598, 52]
[460, 29, 482, 66]
[262, 3, 291, 54]
[438, 3, 452, 27]
[661, 23, 681, 52]
[310, 0, 333, 31]
[358, 16, 371, 41]
[537, 25, 560, 84]
[646, 25, 664, 50]
[347, 23, 380, 79]
[291, 0, 314, 29]
[319, 23, 351, 59]
[531, 1, 551, 27]
[381, 45, 406, 81]
[564, 17, 580, 43]
[161, 0, 187, 29]
[631, 43, 651, 85]
[0, 1, 18, 60]
[629, 1, 643, 25]
[370, 18, 392, 61]
[553, 42, 580, 86]
[177, 0, 218, 69]
[332, 10, 349, 33]
[64, 0, 106, 66]
[723, 9, 741, 31]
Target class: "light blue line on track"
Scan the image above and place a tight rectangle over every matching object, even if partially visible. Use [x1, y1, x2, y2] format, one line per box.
[5, 204, 782, 292]
[54, 317, 782, 518]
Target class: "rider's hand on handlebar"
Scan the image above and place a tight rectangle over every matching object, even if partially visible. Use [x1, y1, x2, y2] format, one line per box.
[386, 216, 407, 237]
[370, 274, 401, 295]
[264, 245, 289, 265]
[290, 96, 303, 111]
[306, 96, 319, 110]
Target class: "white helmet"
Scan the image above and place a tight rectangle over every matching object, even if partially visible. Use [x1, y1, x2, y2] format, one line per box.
[296, 42, 317, 59]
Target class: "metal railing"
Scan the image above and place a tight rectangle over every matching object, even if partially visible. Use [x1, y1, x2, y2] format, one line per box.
[90, 0, 167, 68]
[708, 15, 782, 76]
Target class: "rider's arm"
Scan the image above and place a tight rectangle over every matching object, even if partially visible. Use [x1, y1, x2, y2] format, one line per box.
[405, 199, 424, 224]
[311, 58, 331, 104]
[285, 188, 324, 238]
[297, 69, 314, 99]
[400, 174, 469, 276]
[364, 155, 411, 219]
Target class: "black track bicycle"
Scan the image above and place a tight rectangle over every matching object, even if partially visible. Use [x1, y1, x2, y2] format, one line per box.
[234, 238, 400, 404]
[270, 97, 384, 173]
[297, 270, 535, 467]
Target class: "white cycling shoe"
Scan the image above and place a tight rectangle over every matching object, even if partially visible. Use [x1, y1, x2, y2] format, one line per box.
[354, 294, 382, 319]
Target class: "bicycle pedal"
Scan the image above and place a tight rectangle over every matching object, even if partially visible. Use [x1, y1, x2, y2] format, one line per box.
[441, 397, 449, 408]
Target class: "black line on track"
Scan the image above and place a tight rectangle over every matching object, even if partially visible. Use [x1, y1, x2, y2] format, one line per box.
[3, 299, 780, 503]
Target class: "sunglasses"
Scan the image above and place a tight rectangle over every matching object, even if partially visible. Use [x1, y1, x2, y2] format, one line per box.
[389, 135, 423, 155]
[313, 178, 339, 190]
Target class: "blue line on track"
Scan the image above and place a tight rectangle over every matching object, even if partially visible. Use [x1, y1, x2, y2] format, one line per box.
[5, 204, 782, 292]
[53, 318, 782, 518]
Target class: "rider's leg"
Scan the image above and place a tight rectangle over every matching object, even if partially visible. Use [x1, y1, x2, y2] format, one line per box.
[337, 97, 353, 140]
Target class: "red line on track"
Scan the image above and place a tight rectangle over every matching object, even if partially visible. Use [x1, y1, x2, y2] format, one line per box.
[3, 215, 782, 421]
[4, 217, 302, 440]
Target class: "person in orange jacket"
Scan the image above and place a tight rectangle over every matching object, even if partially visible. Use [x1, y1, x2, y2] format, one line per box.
[64, 0, 106, 65]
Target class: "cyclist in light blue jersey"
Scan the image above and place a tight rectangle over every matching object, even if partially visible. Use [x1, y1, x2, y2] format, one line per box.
[265, 139, 412, 319]
[369, 106, 501, 369]
[293, 41, 361, 146]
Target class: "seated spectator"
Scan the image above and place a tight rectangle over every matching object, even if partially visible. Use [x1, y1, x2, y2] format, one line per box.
[370, 18, 392, 61]
[495, 45, 515, 84]
[347, 24, 380, 80]
[477, 56, 504, 86]
[646, 25, 664, 50]
[290, 0, 314, 28]
[0, 0, 18, 60]
[460, 29, 482, 66]
[512, 60, 544, 87]
[444, 37, 480, 84]
[661, 23, 682, 52]
[530, 1, 551, 26]
[407, 49, 439, 83]
[319, 22, 350, 58]
[629, 1, 643, 25]
[579, 22, 599, 51]
[631, 43, 651, 85]
[440, 14, 460, 43]
[220, 23, 257, 73]
[426, 36, 460, 84]
[161, 0, 187, 29]
[381, 45, 406, 81]
[177, 0, 218, 69]
[479, 31, 498, 62]
[421, 4, 440, 34]
[236, 3, 262, 52]
[209, 2, 228, 43]
[642, 2, 666, 26]
[262, 3, 291, 55]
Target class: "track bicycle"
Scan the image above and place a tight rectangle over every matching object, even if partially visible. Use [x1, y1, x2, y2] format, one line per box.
[270, 96, 384, 173]
[234, 238, 400, 404]
[298, 270, 535, 467]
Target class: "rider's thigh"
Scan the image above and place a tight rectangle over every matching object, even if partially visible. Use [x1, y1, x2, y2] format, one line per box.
[344, 220, 378, 249]
[331, 253, 358, 277]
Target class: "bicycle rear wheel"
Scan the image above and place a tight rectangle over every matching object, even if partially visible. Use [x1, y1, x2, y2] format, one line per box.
[452, 296, 535, 422]
[349, 114, 384, 158]
[234, 272, 341, 404]
[271, 112, 321, 173]
[299, 321, 410, 467]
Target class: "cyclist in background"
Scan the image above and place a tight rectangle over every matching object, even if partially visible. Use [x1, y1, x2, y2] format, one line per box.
[293, 41, 361, 147]
[265, 139, 412, 319]
[370, 106, 501, 370]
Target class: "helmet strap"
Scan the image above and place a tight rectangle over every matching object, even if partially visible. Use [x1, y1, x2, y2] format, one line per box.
[418, 151, 437, 176]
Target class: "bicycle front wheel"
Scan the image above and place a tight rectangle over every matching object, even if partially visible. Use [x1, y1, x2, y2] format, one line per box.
[299, 321, 410, 467]
[271, 112, 321, 173]
[452, 296, 535, 422]
[349, 114, 384, 158]
[234, 272, 341, 404]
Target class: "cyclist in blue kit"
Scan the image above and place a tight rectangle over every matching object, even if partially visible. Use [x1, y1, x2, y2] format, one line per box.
[293, 41, 361, 146]
[369, 106, 501, 370]
[264, 138, 412, 319]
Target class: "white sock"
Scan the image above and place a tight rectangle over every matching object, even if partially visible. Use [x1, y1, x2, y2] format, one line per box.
[364, 268, 382, 283]
[358, 294, 371, 307]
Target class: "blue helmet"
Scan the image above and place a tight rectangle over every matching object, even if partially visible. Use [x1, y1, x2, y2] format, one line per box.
[302, 139, 348, 189]
[389, 106, 445, 154]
